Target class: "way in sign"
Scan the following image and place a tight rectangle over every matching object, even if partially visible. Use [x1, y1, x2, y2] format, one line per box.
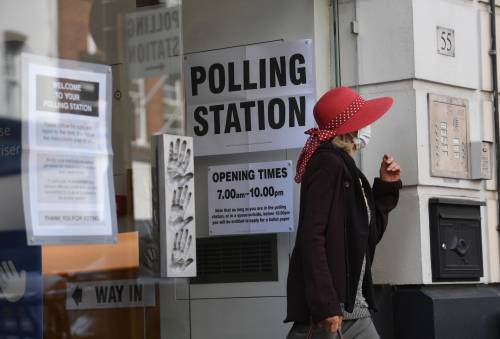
[66, 279, 156, 310]
[95, 283, 144, 303]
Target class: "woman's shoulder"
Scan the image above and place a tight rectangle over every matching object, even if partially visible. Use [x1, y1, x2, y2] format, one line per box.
[311, 142, 345, 166]
[305, 143, 346, 178]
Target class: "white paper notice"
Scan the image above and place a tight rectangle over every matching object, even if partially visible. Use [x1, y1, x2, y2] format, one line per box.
[208, 161, 294, 235]
[21, 53, 117, 245]
[184, 39, 315, 156]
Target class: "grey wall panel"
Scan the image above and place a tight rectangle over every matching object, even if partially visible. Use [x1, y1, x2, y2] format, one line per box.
[183, 0, 314, 54]
[356, 0, 414, 85]
[190, 297, 290, 339]
[359, 82, 418, 186]
[160, 278, 191, 339]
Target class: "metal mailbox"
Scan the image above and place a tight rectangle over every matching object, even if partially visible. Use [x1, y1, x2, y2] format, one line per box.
[429, 198, 484, 281]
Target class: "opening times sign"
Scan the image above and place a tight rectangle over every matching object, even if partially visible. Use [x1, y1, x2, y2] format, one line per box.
[208, 161, 294, 235]
[185, 39, 315, 156]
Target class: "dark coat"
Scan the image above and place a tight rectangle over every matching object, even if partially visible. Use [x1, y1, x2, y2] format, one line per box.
[284, 142, 402, 323]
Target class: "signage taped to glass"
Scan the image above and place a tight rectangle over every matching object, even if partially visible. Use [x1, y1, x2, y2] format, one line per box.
[66, 279, 156, 310]
[21, 53, 117, 245]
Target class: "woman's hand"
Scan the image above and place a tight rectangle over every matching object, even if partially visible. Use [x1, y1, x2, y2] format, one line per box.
[318, 315, 343, 333]
[380, 154, 401, 182]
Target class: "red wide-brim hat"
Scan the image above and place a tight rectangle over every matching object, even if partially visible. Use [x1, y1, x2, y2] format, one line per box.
[313, 86, 393, 134]
[294, 87, 393, 183]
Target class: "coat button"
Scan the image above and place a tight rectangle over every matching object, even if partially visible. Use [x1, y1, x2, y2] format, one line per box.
[344, 181, 350, 188]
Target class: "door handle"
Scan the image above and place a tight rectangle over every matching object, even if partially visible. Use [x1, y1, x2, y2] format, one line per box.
[448, 236, 470, 256]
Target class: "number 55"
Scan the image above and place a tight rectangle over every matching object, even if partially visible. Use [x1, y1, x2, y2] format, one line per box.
[440, 30, 453, 52]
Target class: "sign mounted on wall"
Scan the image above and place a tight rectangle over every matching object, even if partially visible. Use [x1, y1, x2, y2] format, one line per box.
[428, 94, 469, 179]
[208, 160, 294, 235]
[436, 26, 455, 57]
[153, 134, 197, 278]
[21, 53, 117, 245]
[125, 5, 181, 79]
[185, 39, 315, 156]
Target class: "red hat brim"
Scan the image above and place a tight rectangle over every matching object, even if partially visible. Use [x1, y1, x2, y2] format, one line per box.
[332, 96, 394, 135]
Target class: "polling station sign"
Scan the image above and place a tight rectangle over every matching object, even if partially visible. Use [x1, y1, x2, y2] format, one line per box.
[66, 279, 156, 310]
[208, 161, 294, 235]
[126, 5, 181, 78]
[185, 39, 315, 156]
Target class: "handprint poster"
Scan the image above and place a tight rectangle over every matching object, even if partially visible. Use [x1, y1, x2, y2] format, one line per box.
[155, 134, 196, 277]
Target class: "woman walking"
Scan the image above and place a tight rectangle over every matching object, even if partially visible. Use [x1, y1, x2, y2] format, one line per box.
[285, 87, 402, 339]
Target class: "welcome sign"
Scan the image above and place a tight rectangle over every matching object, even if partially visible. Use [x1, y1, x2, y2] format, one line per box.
[21, 53, 117, 245]
[184, 39, 315, 156]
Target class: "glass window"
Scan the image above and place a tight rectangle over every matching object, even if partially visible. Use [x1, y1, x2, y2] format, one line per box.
[0, 1, 322, 338]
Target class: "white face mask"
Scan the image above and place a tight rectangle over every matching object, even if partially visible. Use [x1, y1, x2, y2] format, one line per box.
[353, 125, 371, 149]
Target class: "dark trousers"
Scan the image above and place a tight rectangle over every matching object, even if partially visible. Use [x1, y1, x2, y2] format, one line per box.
[286, 317, 380, 339]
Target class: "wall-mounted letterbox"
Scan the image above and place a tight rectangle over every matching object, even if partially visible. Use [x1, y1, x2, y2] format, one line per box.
[429, 198, 484, 281]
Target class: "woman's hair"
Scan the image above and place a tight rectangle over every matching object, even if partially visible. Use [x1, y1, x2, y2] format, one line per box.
[331, 132, 356, 153]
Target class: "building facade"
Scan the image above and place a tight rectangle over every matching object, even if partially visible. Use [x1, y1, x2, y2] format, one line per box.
[0, 0, 499, 338]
